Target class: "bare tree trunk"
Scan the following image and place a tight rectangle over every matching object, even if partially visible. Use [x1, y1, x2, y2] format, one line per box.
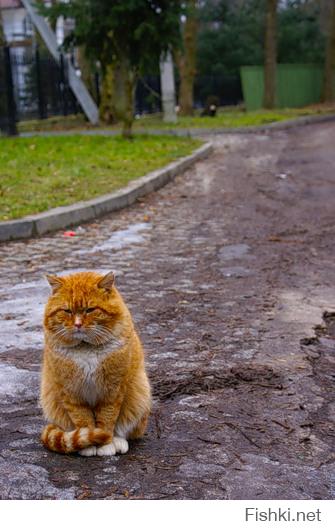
[99, 63, 116, 124]
[99, 57, 135, 138]
[323, 0, 335, 102]
[263, 0, 277, 109]
[320, 0, 333, 34]
[175, 0, 198, 116]
[112, 57, 135, 139]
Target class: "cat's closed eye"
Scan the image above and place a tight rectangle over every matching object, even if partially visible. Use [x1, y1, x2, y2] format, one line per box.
[63, 309, 72, 314]
[85, 307, 96, 313]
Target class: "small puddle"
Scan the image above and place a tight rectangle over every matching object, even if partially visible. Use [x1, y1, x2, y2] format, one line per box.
[219, 243, 250, 261]
[221, 266, 251, 278]
[76, 222, 151, 255]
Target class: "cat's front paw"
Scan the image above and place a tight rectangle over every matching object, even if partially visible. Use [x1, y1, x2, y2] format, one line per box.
[79, 446, 97, 457]
[96, 437, 129, 456]
[113, 436, 129, 454]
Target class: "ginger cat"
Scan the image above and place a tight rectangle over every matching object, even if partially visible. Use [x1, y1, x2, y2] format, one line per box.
[40, 271, 151, 457]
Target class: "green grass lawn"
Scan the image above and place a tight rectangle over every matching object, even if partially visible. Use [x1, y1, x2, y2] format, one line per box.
[17, 104, 335, 133]
[0, 135, 201, 221]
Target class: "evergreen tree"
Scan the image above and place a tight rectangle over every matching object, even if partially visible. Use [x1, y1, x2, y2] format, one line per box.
[39, 0, 182, 137]
[197, 1, 324, 78]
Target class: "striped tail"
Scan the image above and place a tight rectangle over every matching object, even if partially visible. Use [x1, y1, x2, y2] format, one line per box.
[41, 424, 112, 454]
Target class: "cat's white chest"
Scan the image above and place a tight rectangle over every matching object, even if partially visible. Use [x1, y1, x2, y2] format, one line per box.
[72, 351, 102, 406]
[58, 345, 110, 407]
[55, 339, 123, 406]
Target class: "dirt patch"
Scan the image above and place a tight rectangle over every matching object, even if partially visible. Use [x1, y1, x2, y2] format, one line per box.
[152, 364, 284, 401]
[300, 312, 335, 455]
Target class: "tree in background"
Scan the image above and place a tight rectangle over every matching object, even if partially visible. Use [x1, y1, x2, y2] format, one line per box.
[263, 0, 277, 108]
[197, 0, 325, 107]
[323, 0, 335, 102]
[197, 1, 265, 79]
[40, 0, 181, 137]
[320, 0, 333, 34]
[175, 0, 198, 116]
[277, 1, 324, 64]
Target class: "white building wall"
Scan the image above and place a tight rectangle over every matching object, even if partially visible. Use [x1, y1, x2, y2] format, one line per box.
[1, 7, 31, 41]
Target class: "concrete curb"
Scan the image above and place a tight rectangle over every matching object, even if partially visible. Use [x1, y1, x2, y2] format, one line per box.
[131, 112, 335, 137]
[182, 112, 335, 136]
[19, 112, 335, 138]
[0, 142, 213, 242]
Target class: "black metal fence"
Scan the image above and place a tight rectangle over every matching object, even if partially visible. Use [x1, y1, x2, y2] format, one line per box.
[134, 73, 243, 116]
[0, 46, 17, 135]
[193, 74, 242, 108]
[1, 43, 243, 136]
[135, 76, 162, 115]
[0, 45, 79, 135]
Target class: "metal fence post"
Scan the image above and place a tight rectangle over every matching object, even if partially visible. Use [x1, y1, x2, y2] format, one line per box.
[4, 46, 17, 136]
[59, 52, 68, 116]
[35, 46, 47, 119]
[94, 71, 101, 107]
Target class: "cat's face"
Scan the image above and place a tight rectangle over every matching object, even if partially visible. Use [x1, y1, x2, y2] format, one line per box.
[44, 271, 121, 346]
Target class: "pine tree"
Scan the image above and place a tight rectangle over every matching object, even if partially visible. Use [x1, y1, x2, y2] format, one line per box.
[39, 0, 182, 137]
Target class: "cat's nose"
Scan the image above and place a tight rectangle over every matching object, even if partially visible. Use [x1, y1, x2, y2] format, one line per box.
[74, 316, 82, 328]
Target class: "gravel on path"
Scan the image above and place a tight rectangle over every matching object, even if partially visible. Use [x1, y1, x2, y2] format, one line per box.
[0, 121, 334, 499]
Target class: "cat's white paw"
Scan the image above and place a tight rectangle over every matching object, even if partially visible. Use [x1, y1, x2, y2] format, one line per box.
[113, 436, 129, 454]
[79, 446, 97, 457]
[96, 442, 116, 456]
[96, 437, 129, 456]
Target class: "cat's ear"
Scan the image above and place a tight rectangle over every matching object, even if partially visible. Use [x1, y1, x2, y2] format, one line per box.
[46, 274, 64, 293]
[97, 271, 115, 291]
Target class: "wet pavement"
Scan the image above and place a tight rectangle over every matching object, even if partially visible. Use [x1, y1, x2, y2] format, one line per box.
[0, 121, 334, 499]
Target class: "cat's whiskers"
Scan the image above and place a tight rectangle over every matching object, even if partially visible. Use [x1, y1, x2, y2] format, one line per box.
[86, 326, 113, 346]
[53, 327, 70, 340]
[81, 324, 123, 347]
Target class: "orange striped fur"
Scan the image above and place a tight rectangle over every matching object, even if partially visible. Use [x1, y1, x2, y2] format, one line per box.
[40, 271, 151, 456]
[41, 426, 112, 453]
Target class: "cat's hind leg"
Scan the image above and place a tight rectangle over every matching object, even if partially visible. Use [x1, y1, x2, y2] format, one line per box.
[97, 415, 147, 456]
[127, 413, 149, 440]
[114, 370, 151, 442]
[95, 371, 151, 456]
[95, 412, 148, 456]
